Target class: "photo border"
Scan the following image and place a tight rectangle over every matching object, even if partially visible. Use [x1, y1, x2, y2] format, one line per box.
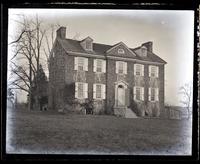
[1, 0, 199, 161]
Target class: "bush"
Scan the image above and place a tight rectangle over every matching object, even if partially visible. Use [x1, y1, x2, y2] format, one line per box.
[129, 100, 140, 116]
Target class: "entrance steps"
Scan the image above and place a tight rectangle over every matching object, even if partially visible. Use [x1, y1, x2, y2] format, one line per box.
[114, 107, 138, 118]
[125, 108, 138, 118]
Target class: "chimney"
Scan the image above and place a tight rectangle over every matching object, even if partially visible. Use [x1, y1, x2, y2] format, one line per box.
[142, 41, 153, 52]
[56, 27, 66, 39]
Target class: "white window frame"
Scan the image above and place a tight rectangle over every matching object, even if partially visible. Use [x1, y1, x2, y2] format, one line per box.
[93, 59, 106, 73]
[75, 82, 88, 99]
[148, 87, 159, 102]
[133, 86, 144, 101]
[74, 57, 88, 71]
[134, 64, 144, 76]
[96, 60, 102, 73]
[96, 84, 102, 99]
[116, 61, 127, 74]
[93, 83, 106, 100]
[149, 65, 159, 78]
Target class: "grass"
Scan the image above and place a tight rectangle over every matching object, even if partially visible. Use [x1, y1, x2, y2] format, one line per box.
[6, 106, 192, 155]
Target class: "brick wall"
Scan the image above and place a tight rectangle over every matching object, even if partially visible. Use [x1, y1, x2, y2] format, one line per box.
[49, 40, 165, 116]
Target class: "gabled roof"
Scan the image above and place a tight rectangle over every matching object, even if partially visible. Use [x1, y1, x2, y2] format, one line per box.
[81, 36, 93, 41]
[56, 38, 167, 64]
[106, 41, 136, 57]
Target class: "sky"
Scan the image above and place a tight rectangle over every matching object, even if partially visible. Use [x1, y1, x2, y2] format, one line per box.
[8, 9, 194, 106]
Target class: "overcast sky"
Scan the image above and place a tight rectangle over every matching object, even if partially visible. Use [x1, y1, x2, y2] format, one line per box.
[8, 9, 194, 106]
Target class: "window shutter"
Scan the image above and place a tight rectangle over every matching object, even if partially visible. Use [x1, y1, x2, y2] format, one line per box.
[133, 86, 136, 100]
[141, 87, 144, 101]
[102, 84, 106, 99]
[74, 57, 78, 70]
[134, 64, 136, 75]
[93, 84, 96, 99]
[141, 65, 144, 76]
[102, 60, 106, 73]
[84, 83, 88, 98]
[93, 59, 96, 72]
[84, 58, 88, 71]
[148, 88, 151, 101]
[124, 62, 127, 74]
[156, 88, 159, 101]
[156, 66, 159, 78]
[149, 65, 151, 77]
[116, 61, 119, 74]
[75, 82, 78, 98]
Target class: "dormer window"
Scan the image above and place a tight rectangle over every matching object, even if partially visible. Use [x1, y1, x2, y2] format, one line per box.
[86, 40, 92, 50]
[141, 46, 147, 57]
[118, 48, 125, 54]
[80, 37, 93, 51]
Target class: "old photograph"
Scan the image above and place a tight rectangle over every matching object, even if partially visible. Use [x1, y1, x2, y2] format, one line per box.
[6, 9, 194, 155]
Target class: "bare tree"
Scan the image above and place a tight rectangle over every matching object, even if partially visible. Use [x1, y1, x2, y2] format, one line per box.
[179, 82, 193, 119]
[8, 14, 46, 110]
[43, 24, 58, 71]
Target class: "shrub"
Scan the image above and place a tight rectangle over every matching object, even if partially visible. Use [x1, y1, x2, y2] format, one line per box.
[129, 100, 140, 116]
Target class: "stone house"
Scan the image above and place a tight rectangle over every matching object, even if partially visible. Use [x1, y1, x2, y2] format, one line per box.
[48, 27, 167, 117]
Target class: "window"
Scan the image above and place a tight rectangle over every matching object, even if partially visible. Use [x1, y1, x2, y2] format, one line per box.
[75, 82, 88, 99]
[93, 59, 106, 73]
[78, 83, 84, 98]
[136, 65, 141, 76]
[78, 57, 84, 71]
[134, 86, 144, 101]
[149, 87, 159, 102]
[118, 49, 125, 54]
[149, 65, 159, 78]
[151, 88, 156, 101]
[141, 46, 147, 56]
[136, 87, 141, 100]
[118, 62, 124, 74]
[96, 84, 102, 98]
[134, 64, 144, 76]
[86, 41, 92, 50]
[96, 60, 102, 73]
[93, 84, 106, 99]
[116, 61, 127, 74]
[151, 66, 156, 77]
[74, 57, 88, 71]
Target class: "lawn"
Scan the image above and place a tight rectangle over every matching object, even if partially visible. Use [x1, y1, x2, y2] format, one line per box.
[6, 105, 192, 155]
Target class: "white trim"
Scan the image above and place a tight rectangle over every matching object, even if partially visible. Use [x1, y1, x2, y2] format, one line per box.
[134, 64, 144, 76]
[116, 61, 127, 74]
[149, 65, 159, 78]
[75, 82, 84, 99]
[107, 55, 165, 65]
[148, 87, 159, 102]
[94, 59, 106, 73]
[134, 86, 144, 102]
[106, 42, 136, 56]
[66, 51, 165, 65]
[93, 83, 106, 100]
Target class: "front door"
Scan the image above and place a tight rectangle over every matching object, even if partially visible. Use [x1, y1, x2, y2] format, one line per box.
[117, 85, 125, 106]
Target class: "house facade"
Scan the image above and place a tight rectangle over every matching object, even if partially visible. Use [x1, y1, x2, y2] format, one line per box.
[48, 27, 167, 117]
